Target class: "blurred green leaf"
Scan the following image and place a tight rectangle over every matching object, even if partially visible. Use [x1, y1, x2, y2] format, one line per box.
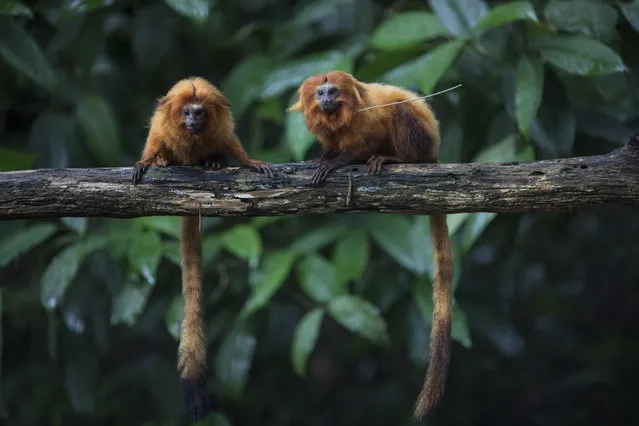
[262, 50, 353, 98]
[528, 88, 576, 157]
[222, 55, 273, 119]
[475, 1, 538, 31]
[383, 39, 464, 94]
[428, 0, 488, 37]
[446, 213, 470, 236]
[127, 231, 163, 285]
[0, 223, 58, 268]
[110, 275, 152, 326]
[61, 218, 87, 236]
[367, 215, 433, 276]
[332, 229, 369, 285]
[0, 146, 36, 171]
[221, 224, 262, 267]
[76, 93, 121, 166]
[164, 0, 211, 24]
[164, 295, 184, 340]
[544, 0, 618, 41]
[296, 254, 346, 303]
[514, 55, 544, 135]
[61, 0, 114, 15]
[462, 212, 497, 251]
[137, 216, 181, 239]
[289, 222, 347, 255]
[28, 112, 76, 169]
[534, 35, 626, 76]
[215, 322, 257, 400]
[132, 3, 172, 70]
[473, 134, 535, 164]
[240, 250, 296, 319]
[407, 303, 429, 365]
[285, 110, 315, 161]
[413, 274, 433, 321]
[327, 295, 390, 347]
[0, 18, 57, 91]
[0, 1, 33, 18]
[64, 350, 98, 413]
[40, 236, 111, 311]
[291, 307, 324, 377]
[620, 1, 639, 32]
[451, 303, 472, 348]
[370, 12, 448, 50]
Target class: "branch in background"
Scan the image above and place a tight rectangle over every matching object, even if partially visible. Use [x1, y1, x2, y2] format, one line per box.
[1, 136, 638, 220]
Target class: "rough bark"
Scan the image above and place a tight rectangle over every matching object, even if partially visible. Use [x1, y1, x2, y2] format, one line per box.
[1, 137, 638, 219]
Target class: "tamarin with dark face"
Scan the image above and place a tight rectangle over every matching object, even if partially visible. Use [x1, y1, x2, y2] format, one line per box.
[288, 70, 453, 421]
[131, 76, 274, 422]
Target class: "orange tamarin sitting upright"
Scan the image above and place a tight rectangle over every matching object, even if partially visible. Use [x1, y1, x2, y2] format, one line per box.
[131, 76, 274, 421]
[288, 70, 453, 420]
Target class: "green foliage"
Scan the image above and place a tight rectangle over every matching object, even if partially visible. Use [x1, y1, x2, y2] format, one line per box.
[1, 0, 638, 424]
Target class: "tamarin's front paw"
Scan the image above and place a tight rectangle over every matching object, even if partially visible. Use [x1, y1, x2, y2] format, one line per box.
[131, 161, 149, 184]
[202, 159, 222, 170]
[249, 160, 275, 179]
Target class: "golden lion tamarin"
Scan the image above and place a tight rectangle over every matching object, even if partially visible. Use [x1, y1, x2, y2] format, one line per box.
[131, 76, 274, 421]
[288, 70, 453, 420]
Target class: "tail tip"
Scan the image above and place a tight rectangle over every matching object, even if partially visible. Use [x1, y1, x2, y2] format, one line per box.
[412, 387, 443, 422]
[181, 377, 214, 422]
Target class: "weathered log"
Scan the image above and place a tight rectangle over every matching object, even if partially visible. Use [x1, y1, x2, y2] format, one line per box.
[1, 136, 638, 219]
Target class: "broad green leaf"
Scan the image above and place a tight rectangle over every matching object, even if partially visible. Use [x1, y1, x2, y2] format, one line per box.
[164, 0, 211, 24]
[366, 215, 433, 276]
[296, 254, 346, 303]
[332, 229, 369, 285]
[40, 236, 111, 311]
[451, 303, 472, 348]
[544, 0, 618, 41]
[291, 308, 324, 377]
[446, 213, 470, 236]
[0, 18, 57, 91]
[110, 276, 152, 326]
[164, 295, 184, 340]
[240, 250, 296, 319]
[527, 88, 576, 157]
[222, 55, 272, 119]
[620, 1, 639, 32]
[475, 1, 538, 31]
[382, 39, 464, 94]
[0, 1, 33, 18]
[28, 112, 75, 169]
[76, 93, 120, 166]
[413, 275, 434, 322]
[0, 224, 58, 268]
[285, 110, 316, 161]
[473, 134, 535, 164]
[262, 50, 353, 98]
[127, 231, 163, 285]
[61, 218, 87, 236]
[534, 35, 626, 76]
[428, 0, 488, 37]
[407, 303, 429, 365]
[136, 216, 181, 239]
[221, 224, 262, 267]
[61, 0, 114, 15]
[514, 55, 544, 135]
[370, 12, 448, 50]
[288, 222, 346, 255]
[327, 295, 390, 347]
[215, 322, 257, 400]
[462, 212, 497, 251]
[0, 147, 35, 171]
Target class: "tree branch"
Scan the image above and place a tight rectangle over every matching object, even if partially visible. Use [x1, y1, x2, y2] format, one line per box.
[1, 136, 638, 220]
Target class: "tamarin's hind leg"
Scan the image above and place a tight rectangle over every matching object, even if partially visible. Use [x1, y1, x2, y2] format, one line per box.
[366, 154, 402, 174]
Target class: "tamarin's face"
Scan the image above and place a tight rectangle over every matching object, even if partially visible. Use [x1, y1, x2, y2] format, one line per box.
[181, 103, 208, 133]
[315, 83, 340, 114]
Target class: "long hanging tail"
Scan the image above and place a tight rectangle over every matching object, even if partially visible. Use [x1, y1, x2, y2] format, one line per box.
[178, 215, 211, 422]
[413, 214, 454, 420]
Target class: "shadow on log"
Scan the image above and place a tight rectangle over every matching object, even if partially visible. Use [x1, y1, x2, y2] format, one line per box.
[1, 135, 638, 219]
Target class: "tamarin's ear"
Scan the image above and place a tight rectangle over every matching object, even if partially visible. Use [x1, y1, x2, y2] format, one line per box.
[157, 95, 170, 107]
[288, 98, 303, 112]
[353, 82, 366, 104]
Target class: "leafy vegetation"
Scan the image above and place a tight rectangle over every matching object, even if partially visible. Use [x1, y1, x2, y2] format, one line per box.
[1, 0, 638, 425]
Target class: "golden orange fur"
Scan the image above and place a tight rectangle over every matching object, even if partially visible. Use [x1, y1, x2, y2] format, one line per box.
[289, 70, 453, 420]
[131, 76, 274, 422]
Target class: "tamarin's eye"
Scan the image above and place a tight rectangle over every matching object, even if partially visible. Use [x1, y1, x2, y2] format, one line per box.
[328, 87, 337, 95]
[317, 90, 324, 96]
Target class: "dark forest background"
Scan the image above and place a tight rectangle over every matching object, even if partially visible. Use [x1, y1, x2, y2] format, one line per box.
[1, 0, 638, 425]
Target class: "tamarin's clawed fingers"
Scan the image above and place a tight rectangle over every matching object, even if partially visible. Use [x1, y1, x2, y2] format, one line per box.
[288, 70, 453, 421]
[130, 76, 273, 423]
